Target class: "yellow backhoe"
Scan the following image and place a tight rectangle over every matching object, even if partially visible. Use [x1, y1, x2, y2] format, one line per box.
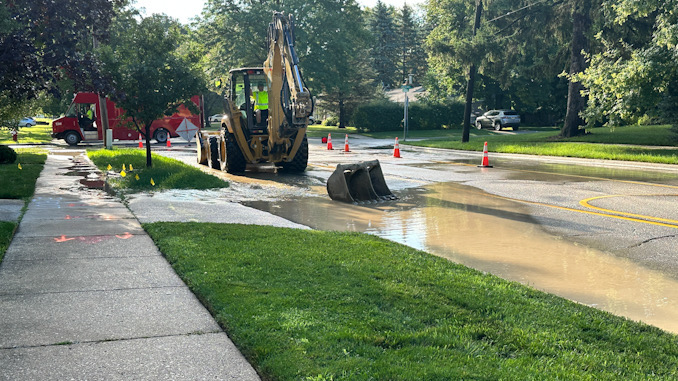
[197, 12, 313, 173]
[197, 12, 396, 204]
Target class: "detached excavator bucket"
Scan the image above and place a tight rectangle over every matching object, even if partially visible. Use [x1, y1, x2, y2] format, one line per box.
[326, 160, 397, 203]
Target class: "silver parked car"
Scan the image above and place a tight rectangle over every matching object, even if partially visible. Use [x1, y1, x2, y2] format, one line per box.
[19, 117, 36, 127]
[208, 114, 225, 123]
[475, 110, 520, 131]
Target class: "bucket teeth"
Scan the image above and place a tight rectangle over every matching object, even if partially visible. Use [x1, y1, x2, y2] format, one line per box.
[326, 160, 397, 203]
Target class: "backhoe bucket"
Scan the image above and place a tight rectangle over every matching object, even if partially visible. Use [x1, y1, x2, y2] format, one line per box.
[326, 160, 397, 203]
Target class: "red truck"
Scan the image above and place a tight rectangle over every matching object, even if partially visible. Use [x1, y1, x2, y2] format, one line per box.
[52, 92, 203, 146]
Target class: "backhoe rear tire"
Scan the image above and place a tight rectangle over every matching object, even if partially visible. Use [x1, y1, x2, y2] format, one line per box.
[278, 134, 308, 173]
[222, 133, 246, 174]
[208, 137, 220, 169]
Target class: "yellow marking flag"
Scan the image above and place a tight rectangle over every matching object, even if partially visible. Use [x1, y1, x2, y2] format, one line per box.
[120, 170, 127, 177]
[129, 164, 134, 171]
[135, 174, 139, 180]
[150, 178, 155, 186]
[107, 164, 112, 171]
[17, 163, 22, 170]
[122, 164, 126, 171]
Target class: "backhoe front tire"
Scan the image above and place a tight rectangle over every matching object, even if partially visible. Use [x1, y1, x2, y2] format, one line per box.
[222, 133, 246, 174]
[278, 134, 308, 173]
[208, 137, 220, 169]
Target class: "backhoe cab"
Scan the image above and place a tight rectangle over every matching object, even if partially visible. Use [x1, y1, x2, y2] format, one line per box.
[197, 12, 312, 174]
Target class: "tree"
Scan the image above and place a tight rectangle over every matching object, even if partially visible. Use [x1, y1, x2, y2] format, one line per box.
[580, 0, 678, 130]
[100, 14, 205, 167]
[197, 0, 273, 82]
[398, 4, 428, 85]
[561, 0, 592, 137]
[369, 1, 400, 88]
[0, 0, 117, 99]
[198, 0, 373, 129]
[426, 0, 487, 141]
[426, 0, 602, 137]
[303, 1, 374, 128]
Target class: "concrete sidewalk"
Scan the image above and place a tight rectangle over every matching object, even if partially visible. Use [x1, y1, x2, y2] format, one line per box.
[0, 153, 260, 380]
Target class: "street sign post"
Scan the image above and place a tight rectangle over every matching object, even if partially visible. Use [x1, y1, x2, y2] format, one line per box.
[401, 84, 412, 141]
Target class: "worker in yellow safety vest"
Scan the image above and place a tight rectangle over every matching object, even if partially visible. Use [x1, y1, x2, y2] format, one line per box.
[252, 82, 268, 124]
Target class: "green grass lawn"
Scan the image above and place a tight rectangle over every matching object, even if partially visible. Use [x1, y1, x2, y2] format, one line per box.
[0, 123, 54, 145]
[0, 148, 47, 199]
[0, 221, 17, 263]
[87, 148, 228, 192]
[307, 125, 359, 138]
[145, 222, 678, 380]
[405, 125, 678, 164]
[0, 148, 46, 262]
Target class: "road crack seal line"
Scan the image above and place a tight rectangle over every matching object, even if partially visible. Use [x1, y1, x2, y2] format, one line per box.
[627, 234, 678, 249]
[579, 194, 678, 226]
[0, 331, 224, 351]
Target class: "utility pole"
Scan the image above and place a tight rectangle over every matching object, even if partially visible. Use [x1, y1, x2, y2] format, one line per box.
[462, 0, 483, 143]
[93, 29, 111, 148]
[402, 74, 413, 141]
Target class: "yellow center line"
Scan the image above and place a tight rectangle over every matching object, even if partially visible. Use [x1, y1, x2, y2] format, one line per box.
[485, 193, 678, 230]
[580, 194, 678, 225]
[431, 161, 678, 228]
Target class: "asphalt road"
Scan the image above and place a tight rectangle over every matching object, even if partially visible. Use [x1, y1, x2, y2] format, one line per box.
[158, 135, 678, 276]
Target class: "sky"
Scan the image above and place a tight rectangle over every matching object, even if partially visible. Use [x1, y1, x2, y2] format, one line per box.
[133, 0, 424, 24]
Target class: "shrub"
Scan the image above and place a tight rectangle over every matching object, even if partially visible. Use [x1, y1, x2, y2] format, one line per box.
[351, 101, 403, 133]
[352, 100, 465, 132]
[322, 116, 339, 126]
[0, 145, 17, 164]
[670, 125, 678, 143]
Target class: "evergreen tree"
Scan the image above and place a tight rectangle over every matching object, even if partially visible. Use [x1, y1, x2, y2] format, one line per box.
[370, 1, 399, 88]
[303, 1, 374, 128]
[398, 4, 427, 85]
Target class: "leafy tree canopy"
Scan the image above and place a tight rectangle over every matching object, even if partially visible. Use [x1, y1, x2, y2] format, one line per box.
[99, 13, 206, 166]
[0, 0, 119, 98]
[581, 0, 678, 127]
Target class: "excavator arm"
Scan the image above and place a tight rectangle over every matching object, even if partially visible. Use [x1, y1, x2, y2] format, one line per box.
[264, 12, 313, 159]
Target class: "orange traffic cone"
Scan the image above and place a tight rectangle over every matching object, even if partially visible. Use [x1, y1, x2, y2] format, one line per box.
[138, 134, 143, 148]
[344, 134, 350, 152]
[393, 137, 401, 158]
[478, 141, 493, 168]
[166, 138, 171, 148]
[327, 133, 333, 150]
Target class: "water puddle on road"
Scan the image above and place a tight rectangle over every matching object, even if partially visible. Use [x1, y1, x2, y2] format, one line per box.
[420, 160, 678, 185]
[245, 182, 678, 333]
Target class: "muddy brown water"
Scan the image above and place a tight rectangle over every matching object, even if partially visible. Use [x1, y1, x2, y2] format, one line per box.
[246, 182, 678, 333]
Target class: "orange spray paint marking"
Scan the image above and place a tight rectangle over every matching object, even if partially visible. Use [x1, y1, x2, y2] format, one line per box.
[115, 232, 133, 240]
[54, 235, 76, 243]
